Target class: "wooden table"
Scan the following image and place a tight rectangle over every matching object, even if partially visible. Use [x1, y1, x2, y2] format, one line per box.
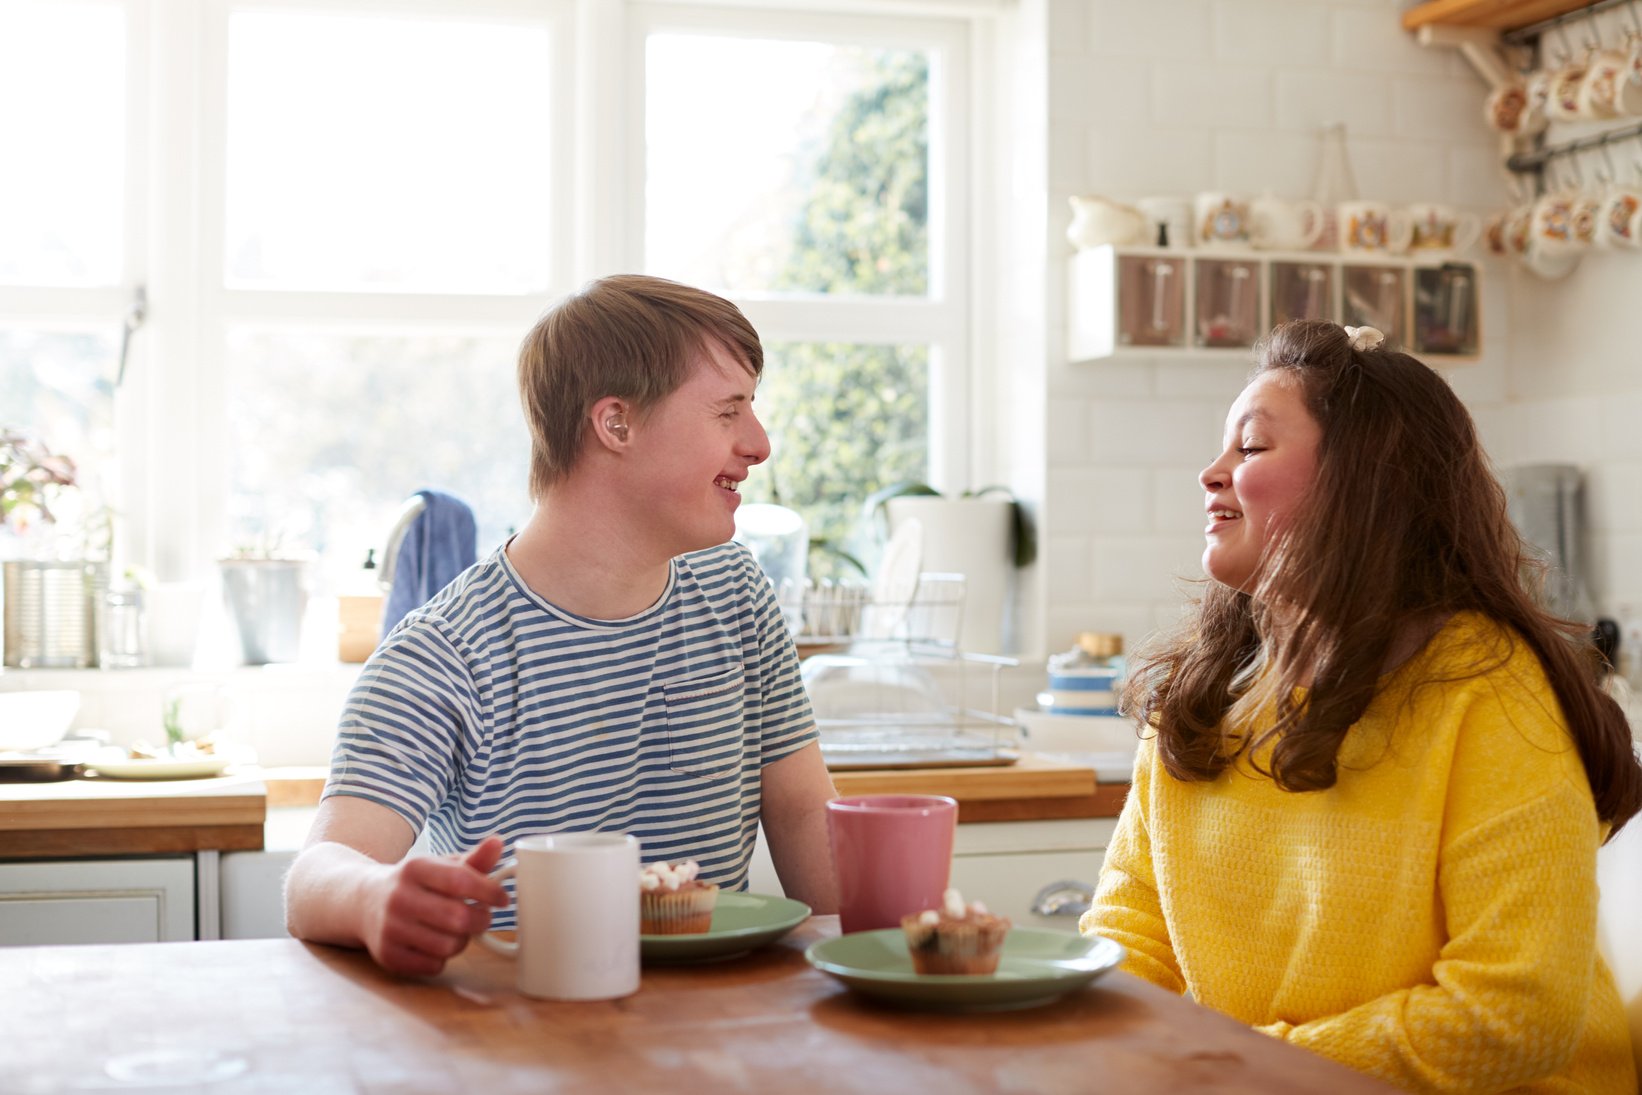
[1, 918, 1395, 1094]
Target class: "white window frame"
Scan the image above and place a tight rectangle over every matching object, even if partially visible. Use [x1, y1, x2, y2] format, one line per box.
[5, 0, 997, 587]
[623, 3, 974, 491]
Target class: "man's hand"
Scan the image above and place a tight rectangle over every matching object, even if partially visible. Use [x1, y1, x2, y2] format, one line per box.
[357, 836, 510, 977]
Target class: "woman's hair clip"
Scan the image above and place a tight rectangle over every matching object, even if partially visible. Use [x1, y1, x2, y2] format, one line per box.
[1343, 325, 1385, 352]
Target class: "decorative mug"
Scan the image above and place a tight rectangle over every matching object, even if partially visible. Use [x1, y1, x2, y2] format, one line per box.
[1248, 195, 1325, 251]
[1195, 191, 1253, 249]
[1485, 81, 1528, 134]
[1622, 35, 1642, 114]
[1597, 186, 1642, 249]
[1547, 59, 1590, 122]
[1067, 195, 1148, 250]
[1405, 203, 1481, 256]
[1337, 200, 1411, 255]
[1527, 189, 1601, 259]
[1576, 50, 1629, 120]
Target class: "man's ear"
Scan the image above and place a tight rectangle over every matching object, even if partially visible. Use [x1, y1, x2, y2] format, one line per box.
[590, 396, 631, 450]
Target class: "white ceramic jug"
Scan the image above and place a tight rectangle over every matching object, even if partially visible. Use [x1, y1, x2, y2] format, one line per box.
[1067, 195, 1147, 250]
[1249, 195, 1325, 251]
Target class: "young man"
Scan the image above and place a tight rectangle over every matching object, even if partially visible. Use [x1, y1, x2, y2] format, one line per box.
[285, 275, 839, 977]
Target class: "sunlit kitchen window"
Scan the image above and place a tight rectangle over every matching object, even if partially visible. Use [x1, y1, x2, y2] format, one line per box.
[0, 0, 973, 604]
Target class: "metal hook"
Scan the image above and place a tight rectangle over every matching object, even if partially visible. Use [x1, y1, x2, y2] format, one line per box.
[1552, 20, 1576, 66]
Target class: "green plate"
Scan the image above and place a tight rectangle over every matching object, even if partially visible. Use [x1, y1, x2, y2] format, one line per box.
[805, 928, 1125, 1011]
[640, 892, 811, 964]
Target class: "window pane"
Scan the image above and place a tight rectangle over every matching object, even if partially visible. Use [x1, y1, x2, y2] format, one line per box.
[645, 34, 929, 296]
[225, 11, 554, 293]
[745, 341, 928, 579]
[225, 331, 530, 585]
[0, 2, 125, 287]
[0, 329, 118, 554]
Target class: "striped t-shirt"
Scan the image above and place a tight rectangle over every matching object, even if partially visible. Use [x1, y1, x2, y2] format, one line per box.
[324, 540, 816, 928]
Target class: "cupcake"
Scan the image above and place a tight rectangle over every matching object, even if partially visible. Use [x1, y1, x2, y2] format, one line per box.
[639, 859, 719, 934]
[900, 888, 1011, 975]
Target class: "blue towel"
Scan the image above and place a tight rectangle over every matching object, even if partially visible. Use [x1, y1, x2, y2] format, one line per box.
[380, 490, 478, 640]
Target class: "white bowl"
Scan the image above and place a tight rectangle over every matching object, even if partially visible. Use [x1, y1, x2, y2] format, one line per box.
[0, 689, 81, 752]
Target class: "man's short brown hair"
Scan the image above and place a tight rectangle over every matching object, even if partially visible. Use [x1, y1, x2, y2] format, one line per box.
[517, 275, 764, 499]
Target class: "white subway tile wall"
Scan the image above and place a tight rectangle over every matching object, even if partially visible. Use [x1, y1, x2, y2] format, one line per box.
[1042, 0, 1543, 658]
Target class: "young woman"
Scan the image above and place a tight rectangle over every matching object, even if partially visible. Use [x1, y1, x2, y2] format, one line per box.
[1081, 320, 1642, 1092]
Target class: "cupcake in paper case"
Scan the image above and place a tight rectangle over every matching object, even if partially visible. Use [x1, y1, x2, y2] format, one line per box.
[639, 859, 719, 934]
[900, 888, 1012, 975]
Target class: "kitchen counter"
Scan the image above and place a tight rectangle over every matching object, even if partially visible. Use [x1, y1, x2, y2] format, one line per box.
[256, 751, 1127, 823]
[0, 920, 1397, 1093]
[0, 752, 1125, 863]
[0, 771, 266, 859]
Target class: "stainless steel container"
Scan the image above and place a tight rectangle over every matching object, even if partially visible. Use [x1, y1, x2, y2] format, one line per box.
[2, 560, 107, 668]
[1502, 463, 1593, 622]
[218, 558, 308, 665]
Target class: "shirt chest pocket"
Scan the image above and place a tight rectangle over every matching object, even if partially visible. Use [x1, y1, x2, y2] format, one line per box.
[660, 669, 746, 777]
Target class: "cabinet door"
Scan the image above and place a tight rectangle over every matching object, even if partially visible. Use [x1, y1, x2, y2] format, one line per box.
[0, 858, 195, 945]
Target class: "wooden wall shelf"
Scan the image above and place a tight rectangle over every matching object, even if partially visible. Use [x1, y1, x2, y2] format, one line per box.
[1401, 0, 1597, 32]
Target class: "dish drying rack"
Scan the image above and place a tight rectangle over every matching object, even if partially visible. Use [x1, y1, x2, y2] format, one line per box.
[777, 572, 968, 651]
[797, 602, 1022, 770]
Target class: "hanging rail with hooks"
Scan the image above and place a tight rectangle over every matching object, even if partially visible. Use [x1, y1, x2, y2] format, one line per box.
[1505, 119, 1642, 173]
[1502, 0, 1634, 45]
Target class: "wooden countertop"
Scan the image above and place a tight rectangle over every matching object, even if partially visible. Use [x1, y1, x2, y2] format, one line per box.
[257, 752, 1126, 822]
[0, 770, 266, 858]
[0, 919, 1396, 1093]
[0, 753, 1125, 861]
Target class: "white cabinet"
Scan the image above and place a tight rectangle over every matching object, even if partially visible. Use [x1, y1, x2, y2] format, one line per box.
[1068, 245, 1480, 364]
[0, 858, 195, 945]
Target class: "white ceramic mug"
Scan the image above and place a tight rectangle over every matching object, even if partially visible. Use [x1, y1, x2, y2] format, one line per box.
[480, 832, 641, 1001]
[1547, 59, 1590, 122]
[1405, 203, 1481, 256]
[1195, 191, 1252, 249]
[1248, 195, 1324, 251]
[1577, 50, 1629, 119]
[1066, 195, 1147, 249]
[1597, 186, 1642, 249]
[1337, 200, 1411, 255]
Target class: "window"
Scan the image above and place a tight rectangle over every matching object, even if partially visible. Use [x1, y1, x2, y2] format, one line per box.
[636, 7, 969, 574]
[0, 0, 977, 604]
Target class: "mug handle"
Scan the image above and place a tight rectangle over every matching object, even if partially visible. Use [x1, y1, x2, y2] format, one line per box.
[477, 859, 519, 956]
[1386, 211, 1415, 255]
[1295, 200, 1325, 248]
[1450, 213, 1482, 254]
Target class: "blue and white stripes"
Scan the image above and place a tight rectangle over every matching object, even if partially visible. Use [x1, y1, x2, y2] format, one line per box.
[324, 541, 815, 928]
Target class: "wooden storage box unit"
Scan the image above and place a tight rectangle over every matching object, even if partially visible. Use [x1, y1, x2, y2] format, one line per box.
[1068, 245, 1480, 364]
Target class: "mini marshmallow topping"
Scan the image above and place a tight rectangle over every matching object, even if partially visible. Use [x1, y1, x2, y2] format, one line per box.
[914, 887, 990, 924]
[639, 859, 701, 893]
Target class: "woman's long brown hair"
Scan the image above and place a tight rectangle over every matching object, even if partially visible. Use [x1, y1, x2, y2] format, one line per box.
[1123, 320, 1642, 838]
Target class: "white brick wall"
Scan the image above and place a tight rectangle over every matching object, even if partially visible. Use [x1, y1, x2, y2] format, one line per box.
[1042, 0, 1642, 661]
[1041, 0, 1519, 658]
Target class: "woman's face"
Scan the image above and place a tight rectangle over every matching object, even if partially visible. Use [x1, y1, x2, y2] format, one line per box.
[1199, 371, 1323, 593]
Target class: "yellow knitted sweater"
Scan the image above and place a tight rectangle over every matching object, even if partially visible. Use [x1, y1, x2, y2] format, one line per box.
[1080, 613, 1636, 1093]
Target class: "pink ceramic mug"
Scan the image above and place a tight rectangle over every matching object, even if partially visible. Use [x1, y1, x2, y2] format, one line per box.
[826, 793, 957, 934]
